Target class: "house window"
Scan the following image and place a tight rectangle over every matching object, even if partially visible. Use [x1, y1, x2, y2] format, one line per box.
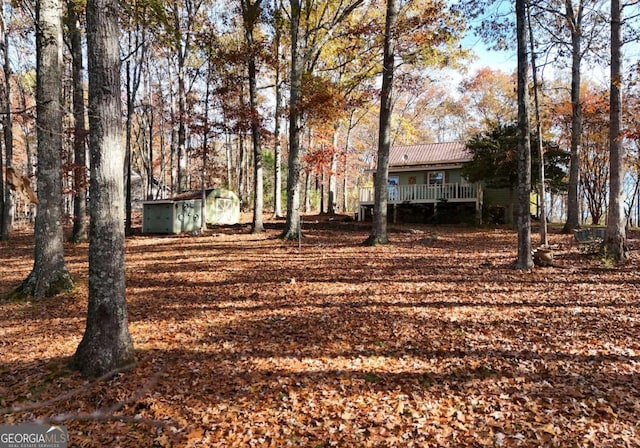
[428, 171, 445, 186]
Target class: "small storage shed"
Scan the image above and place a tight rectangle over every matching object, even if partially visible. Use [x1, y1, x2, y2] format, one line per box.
[204, 188, 240, 225]
[142, 199, 202, 234]
[142, 188, 240, 234]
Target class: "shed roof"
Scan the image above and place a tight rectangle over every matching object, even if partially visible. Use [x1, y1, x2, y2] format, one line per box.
[389, 141, 471, 167]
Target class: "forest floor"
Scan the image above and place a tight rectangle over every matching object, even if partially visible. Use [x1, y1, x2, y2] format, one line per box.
[1, 216, 639, 447]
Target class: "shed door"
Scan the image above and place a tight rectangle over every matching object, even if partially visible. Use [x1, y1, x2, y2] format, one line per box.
[215, 198, 233, 222]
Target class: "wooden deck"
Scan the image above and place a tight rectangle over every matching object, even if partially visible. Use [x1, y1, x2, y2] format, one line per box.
[358, 183, 480, 205]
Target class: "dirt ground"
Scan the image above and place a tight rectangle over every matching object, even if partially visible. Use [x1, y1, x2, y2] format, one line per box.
[1, 218, 639, 447]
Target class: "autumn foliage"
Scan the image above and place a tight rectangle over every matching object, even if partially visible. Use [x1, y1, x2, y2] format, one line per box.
[1, 221, 639, 446]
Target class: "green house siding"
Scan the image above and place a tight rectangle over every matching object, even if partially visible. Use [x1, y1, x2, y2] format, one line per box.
[390, 168, 466, 186]
[483, 187, 539, 225]
[485, 188, 512, 224]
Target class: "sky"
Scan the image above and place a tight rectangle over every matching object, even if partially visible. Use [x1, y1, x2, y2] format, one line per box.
[465, 39, 517, 74]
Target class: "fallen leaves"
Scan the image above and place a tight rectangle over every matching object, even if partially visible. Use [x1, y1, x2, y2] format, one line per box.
[1, 223, 640, 446]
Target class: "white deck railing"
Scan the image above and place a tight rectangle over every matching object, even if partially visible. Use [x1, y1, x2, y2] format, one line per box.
[359, 183, 479, 204]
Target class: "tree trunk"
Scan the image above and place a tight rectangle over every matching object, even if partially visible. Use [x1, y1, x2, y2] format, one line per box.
[605, 0, 626, 261]
[342, 112, 355, 212]
[515, 0, 533, 269]
[174, 3, 189, 193]
[328, 129, 338, 214]
[364, 0, 396, 246]
[67, 0, 88, 243]
[125, 58, 133, 232]
[272, 0, 283, 218]
[1, 5, 13, 241]
[0, 129, 3, 241]
[200, 56, 213, 232]
[242, 0, 264, 233]
[563, 1, 584, 232]
[238, 134, 246, 207]
[73, 0, 135, 377]
[124, 26, 145, 234]
[177, 73, 187, 193]
[320, 169, 325, 214]
[281, 0, 303, 239]
[17, 81, 36, 223]
[527, 2, 546, 247]
[304, 170, 311, 213]
[18, 0, 74, 298]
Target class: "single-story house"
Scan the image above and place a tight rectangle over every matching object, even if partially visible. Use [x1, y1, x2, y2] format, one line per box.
[358, 141, 518, 224]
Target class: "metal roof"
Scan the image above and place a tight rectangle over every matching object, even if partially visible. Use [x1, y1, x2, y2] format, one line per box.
[388, 141, 471, 166]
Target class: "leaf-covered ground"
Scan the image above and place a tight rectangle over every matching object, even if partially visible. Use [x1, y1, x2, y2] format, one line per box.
[1, 219, 639, 447]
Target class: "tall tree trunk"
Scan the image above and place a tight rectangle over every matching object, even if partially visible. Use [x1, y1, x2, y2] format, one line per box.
[17, 81, 36, 223]
[147, 104, 154, 199]
[563, 0, 584, 232]
[225, 132, 232, 188]
[125, 35, 133, 234]
[174, 4, 188, 193]
[177, 71, 187, 192]
[272, 0, 283, 218]
[364, 0, 397, 246]
[124, 26, 145, 234]
[200, 69, 211, 232]
[304, 170, 311, 213]
[18, 0, 74, 297]
[67, 0, 88, 243]
[1, 3, 13, 240]
[73, 0, 135, 376]
[320, 169, 325, 213]
[281, 0, 303, 239]
[238, 134, 246, 207]
[515, 0, 533, 269]
[0, 127, 3, 241]
[168, 64, 177, 193]
[328, 129, 338, 214]
[527, 2, 547, 247]
[273, 100, 283, 217]
[242, 0, 264, 233]
[199, 49, 215, 231]
[605, 0, 626, 260]
[342, 112, 355, 212]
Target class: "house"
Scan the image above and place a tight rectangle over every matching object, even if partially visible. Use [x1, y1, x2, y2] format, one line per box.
[358, 142, 484, 224]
